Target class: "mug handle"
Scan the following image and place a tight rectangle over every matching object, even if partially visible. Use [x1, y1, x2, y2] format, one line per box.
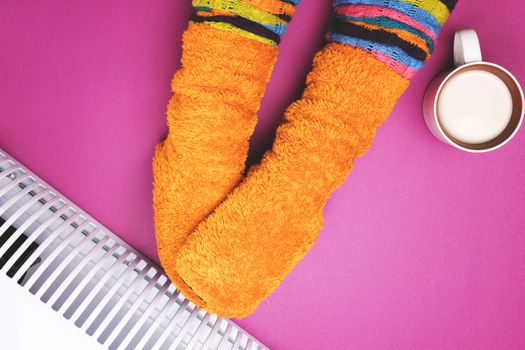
[453, 29, 483, 67]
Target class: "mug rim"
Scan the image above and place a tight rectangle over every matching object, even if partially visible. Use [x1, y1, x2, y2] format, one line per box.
[431, 61, 525, 153]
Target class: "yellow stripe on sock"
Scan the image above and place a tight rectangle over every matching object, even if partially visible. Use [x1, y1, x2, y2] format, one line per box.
[193, 0, 285, 27]
[245, 0, 295, 17]
[204, 21, 276, 44]
[401, 0, 450, 24]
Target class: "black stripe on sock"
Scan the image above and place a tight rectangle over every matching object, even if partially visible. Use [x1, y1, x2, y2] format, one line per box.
[278, 13, 292, 22]
[330, 18, 428, 61]
[191, 14, 281, 44]
[439, 0, 458, 11]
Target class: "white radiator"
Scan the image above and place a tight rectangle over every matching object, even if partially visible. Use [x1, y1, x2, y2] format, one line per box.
[0, 147, 268, 350]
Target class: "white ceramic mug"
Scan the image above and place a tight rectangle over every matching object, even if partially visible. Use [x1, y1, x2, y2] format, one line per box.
[423, 29, 524, 153]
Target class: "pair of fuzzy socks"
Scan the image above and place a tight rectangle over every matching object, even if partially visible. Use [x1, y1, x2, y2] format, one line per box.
[154, 0, 458, 318]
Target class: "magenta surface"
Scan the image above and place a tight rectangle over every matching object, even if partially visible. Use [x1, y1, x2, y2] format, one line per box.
[1, 1, 525, 349]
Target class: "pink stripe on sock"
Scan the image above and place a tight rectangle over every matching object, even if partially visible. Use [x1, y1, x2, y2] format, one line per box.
[370, 50, 416, 79]
[335, 4, 437, 41]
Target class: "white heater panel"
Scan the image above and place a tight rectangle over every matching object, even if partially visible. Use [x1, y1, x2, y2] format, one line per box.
[0, 148, 267, 350]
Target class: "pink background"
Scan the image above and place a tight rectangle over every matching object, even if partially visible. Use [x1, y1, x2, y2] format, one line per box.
[1, 1, 524, 349]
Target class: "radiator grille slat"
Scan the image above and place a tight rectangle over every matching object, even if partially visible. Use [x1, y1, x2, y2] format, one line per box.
[0, 148, 267, 350]
[97, 269, 162, 342]
[117, 278, 172, 350]
[47, 235, 112, 307]
[57, 242, 122, 314]
[11, 207, 78, 282]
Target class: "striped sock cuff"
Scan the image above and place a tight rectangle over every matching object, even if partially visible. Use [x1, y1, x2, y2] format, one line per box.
[191, 0, 300, 45]
[327, 0, 458, 79]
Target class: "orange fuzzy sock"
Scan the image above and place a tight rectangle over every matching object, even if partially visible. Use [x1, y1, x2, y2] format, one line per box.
[153, 22, 278, 301]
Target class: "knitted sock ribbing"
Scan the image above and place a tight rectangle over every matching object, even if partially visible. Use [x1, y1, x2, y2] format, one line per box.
[192, 0, 300, 44]
[170, 0, 458, 318]
[328, 0, 458, 78]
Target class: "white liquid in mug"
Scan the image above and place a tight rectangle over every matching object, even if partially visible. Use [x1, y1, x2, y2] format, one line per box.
[437, 70, 513, 144]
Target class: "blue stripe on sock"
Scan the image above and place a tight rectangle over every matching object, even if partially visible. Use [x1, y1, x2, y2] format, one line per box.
[328, 32, 425, 70]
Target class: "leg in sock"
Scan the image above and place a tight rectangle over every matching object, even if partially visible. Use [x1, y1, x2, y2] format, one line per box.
[173, 0, 458, 317]
[153, 0, 301, 301]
